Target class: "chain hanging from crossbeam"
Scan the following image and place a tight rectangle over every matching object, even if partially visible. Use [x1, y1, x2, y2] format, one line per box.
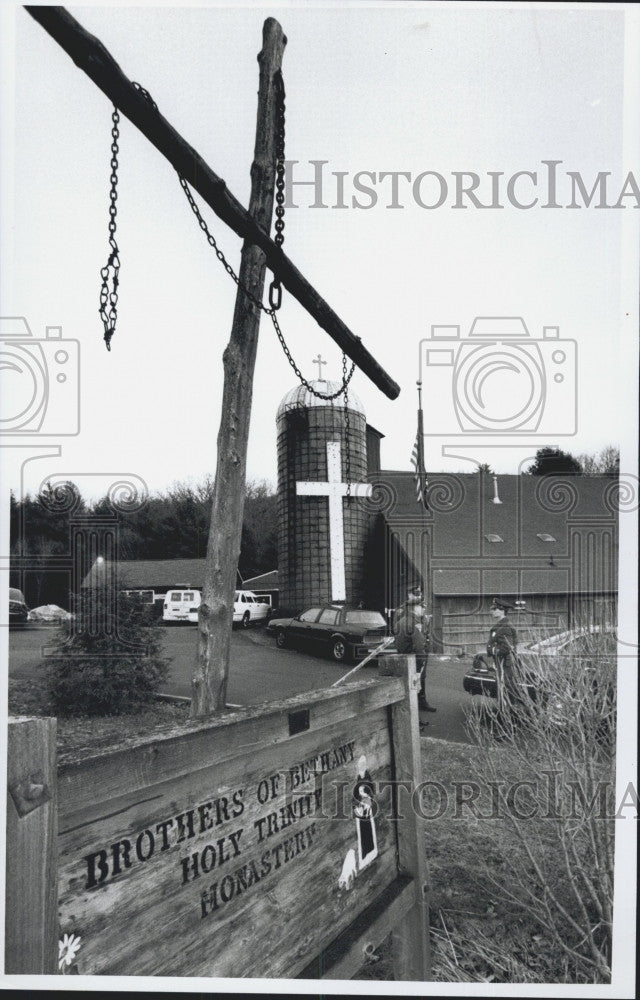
[98, 76, 357, 404]
[98, 106, 121, 350]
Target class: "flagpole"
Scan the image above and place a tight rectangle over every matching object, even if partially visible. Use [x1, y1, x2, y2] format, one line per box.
[416, 380, 431, 630]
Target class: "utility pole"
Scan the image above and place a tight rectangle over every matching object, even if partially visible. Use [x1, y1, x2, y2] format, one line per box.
[191, 18, 286, 714]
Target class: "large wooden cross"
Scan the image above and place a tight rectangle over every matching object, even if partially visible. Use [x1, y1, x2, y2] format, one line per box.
[26, 7, 400, 715]
[296, 441, 372, 601]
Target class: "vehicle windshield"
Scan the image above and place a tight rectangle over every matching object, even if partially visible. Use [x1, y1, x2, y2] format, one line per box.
[344, 611, 386, 627]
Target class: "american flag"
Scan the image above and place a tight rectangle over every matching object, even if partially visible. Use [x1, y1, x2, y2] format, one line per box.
[411, 406, 429, 509]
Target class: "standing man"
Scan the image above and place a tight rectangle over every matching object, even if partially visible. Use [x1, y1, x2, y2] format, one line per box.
[487, 597, 521, 712]
[393, 585, 436, 715]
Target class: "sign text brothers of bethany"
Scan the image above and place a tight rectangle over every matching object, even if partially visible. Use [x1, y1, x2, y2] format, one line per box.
[56, 685, 402, 978]
[83, 738, 358, 917]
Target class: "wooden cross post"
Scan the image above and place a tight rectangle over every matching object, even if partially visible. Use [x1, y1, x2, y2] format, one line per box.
[192, 19, 286, 715]
[24, 7, 401, 717]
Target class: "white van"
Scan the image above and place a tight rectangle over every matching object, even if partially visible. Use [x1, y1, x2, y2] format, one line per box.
[233, 590, 271, 628]
[163, 589, 201, 624]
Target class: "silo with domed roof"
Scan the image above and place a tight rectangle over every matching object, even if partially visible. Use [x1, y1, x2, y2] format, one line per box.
[276, 380, 369, 615]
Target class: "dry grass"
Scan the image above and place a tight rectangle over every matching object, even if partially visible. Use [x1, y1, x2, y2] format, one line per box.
[358, 703, 614, 985]
[8, 676, 190, 761]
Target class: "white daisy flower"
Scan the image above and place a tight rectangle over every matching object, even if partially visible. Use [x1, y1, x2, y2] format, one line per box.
[58, 932, 82, 970]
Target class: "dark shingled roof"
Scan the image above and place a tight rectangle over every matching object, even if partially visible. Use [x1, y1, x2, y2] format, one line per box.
[82, 560, 280, 592]
[83, 558, 207, 590]
[371, 471, 618, 596]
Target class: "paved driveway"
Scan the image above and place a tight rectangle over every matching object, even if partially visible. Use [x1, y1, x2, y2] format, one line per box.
[160, 625, 472, 743]
[7, 622, 473, 742]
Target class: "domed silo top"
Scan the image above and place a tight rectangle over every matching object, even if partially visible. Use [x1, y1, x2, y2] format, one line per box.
[276, 380, 365, 421]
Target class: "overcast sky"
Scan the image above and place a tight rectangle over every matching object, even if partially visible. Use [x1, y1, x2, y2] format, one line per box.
[1, 1, 638, 504]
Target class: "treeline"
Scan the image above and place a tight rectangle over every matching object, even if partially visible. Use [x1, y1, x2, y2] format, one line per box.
[478, 446, 620, 477]
[10, 478, 277, 608]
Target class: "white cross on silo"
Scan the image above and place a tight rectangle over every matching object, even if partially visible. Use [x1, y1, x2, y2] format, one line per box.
[296, 441, 372, 601]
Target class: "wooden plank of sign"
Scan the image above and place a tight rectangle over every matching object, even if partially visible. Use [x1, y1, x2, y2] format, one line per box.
[298, 874, 415, 979]
[57, 675, 403, 816]
[378, 654, 432, 980]
[57, 704, 397, 977]
[5, 717, 58, 974]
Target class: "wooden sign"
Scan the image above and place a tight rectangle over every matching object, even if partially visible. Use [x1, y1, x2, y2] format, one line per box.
[6, 656, 430, 980]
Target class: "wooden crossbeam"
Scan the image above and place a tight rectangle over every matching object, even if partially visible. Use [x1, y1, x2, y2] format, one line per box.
[24, 5, 400, 401]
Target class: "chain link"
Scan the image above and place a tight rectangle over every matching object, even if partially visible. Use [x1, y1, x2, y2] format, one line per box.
[103, 79, 358, 400]
[343, 352, 352, 501]
[268, 70, 286, 311]
[98, 106, 121, 350]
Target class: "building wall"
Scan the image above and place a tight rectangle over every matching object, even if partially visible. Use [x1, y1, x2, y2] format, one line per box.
[433, 593, 570, 653]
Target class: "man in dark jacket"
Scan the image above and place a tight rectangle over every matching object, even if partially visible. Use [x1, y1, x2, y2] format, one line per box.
[487, 597, 521, 711]
[393, 585, 436, 715]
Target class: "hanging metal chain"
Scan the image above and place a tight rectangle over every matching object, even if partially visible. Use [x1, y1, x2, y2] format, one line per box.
[343, 352, 352, 502]
[103, 79, 357, 397]
[270, 309, 355, 399]
[98, 106, 121, 350]
[268, 70, 286, 312]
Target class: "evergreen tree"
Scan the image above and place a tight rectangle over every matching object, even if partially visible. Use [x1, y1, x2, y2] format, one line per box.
[46, 589, 171, 716]
[525, 447, 582, 476]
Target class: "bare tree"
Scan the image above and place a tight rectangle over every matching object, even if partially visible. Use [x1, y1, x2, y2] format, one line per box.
[465, 627, 615, 983]
[576, 446, 620, 477]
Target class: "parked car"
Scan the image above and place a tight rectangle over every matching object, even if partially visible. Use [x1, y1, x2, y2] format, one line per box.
[463, 626, 616, 700]
[8, 587, 29, 626]
[28, 604, 73, 624]
[233, 591, 272, 628]
[163, 589, 201, 624]
[267, 604, 390, 662]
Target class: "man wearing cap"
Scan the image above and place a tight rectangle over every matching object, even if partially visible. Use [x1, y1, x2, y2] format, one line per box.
[487, 598, 521, 711]
[393, 585, 436, 715]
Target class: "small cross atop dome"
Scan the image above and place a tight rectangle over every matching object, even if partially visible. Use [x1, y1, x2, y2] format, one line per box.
[313, 354, 327, 381]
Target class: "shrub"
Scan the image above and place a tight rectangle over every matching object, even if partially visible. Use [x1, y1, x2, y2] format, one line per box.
[464, 626, 616, 983]
[46, 589, 171, 716]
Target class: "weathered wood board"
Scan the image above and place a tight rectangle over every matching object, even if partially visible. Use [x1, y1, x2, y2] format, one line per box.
[5, 717, 58, 974]
[55, 676, 408, 977]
